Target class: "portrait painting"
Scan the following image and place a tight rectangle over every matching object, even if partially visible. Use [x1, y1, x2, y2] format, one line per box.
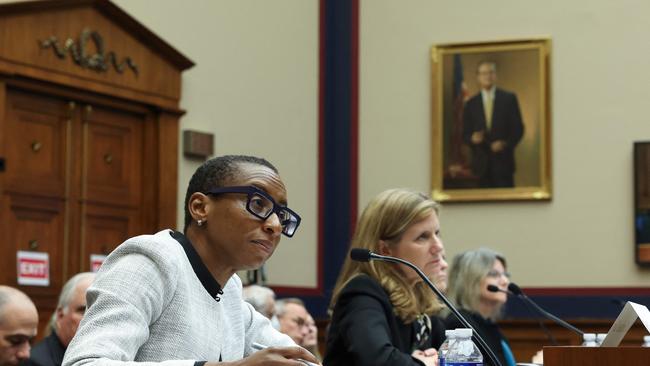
[634, 141, 650, 266]
[430, 38, 552, 202]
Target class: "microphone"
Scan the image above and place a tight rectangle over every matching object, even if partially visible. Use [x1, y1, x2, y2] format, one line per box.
[350, 249, 503, 366]
[507, 283, 524, 296]
[350, 248, 374, 262]
[486, 284, 508, 294]
[507, 282, 584, 337]
[487, 284, 557, 345]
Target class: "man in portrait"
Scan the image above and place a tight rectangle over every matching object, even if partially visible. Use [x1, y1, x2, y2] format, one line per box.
[463, 60, 524, 188]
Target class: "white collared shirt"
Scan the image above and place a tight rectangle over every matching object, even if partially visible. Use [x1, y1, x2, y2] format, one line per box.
[481, 86, 496, 106]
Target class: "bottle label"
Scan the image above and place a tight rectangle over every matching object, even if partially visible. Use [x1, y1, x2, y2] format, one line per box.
[439, 357, 445, 366]
[445, 363, 482, 366]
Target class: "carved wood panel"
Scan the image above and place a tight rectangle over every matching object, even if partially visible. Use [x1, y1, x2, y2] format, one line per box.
[82, 104, 143, 207]
[3, 89, 70, 198]
[81, 204, 138, 271]
[0, 194, 65, 292]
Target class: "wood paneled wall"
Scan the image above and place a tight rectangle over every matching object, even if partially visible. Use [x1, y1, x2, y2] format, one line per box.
[0, 0, 192, 337]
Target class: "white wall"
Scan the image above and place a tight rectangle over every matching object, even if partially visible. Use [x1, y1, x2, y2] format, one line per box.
[360, 0, 650, 287]
[113, 0, 319, 288]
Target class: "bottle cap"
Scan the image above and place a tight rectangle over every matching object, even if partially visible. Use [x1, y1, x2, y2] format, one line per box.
[455, 328, 473, 337]
[583, 333, 596, 341]
[445, 329, 456, 337]
[643, 335, 650, 342]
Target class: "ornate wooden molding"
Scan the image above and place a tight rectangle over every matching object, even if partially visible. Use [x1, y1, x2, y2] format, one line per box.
[39, 28, 139, 76]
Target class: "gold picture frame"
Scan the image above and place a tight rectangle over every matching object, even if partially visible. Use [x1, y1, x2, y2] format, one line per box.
[431, 38, 552, 202]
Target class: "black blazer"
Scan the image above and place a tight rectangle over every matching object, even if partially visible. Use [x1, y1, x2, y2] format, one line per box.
[462, 88, 524, 179]
[324, 274, 445, 366]
[26, 332, 66, 366]
[444, 309, 511, 366]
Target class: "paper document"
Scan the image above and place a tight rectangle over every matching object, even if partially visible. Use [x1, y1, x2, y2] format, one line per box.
[601, 301, 650, 347]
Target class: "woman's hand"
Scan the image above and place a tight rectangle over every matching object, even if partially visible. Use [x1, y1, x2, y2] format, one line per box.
[213, 346, 321, 366]
[412, 348, 439, 366]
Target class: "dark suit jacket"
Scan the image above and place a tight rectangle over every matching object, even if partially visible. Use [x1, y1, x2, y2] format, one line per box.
[26, 332, 66, 366]
[445, 309, 510, 366]
[462, 88, 524, 185]
[323, 274, 445, 366]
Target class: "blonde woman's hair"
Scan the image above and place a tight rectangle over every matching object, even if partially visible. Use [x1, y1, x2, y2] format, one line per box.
[329, 188, 443, 323]
[447, 248, 507, 320]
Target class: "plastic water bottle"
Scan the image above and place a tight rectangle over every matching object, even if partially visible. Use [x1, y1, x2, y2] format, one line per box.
[445, 328, 483, 366]
[438, 329, 457, 366]
[581, 333, 597, 347]
[595, 333, 607, 346]
[642, 335, 650, 347]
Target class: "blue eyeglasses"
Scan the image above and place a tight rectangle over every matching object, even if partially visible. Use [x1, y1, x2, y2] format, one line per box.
[204, 186, 301, 237]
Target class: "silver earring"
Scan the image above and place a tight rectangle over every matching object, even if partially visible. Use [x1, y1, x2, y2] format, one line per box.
[197, 219, 204, 226]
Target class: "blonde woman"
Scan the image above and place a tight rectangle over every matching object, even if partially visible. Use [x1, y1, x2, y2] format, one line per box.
[445, 248, 516, 366]
[323, 189, 447, 366]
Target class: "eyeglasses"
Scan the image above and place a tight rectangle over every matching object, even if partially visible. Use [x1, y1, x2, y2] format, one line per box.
[204, 185, 301, 237]
[486, 270, 511, 279]
[292, 317, 310, 328]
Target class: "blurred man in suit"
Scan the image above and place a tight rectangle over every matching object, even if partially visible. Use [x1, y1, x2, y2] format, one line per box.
[276, 298, 310, 346]
[242, 284, 276, 320]
[463, 60, 524, 188]
[27, 273, 95, 366]
[0, 286, 38, 366]
[276, 298, 321, 361]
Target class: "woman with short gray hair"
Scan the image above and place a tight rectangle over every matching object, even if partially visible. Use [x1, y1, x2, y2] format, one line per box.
[445, 248, 516, 366]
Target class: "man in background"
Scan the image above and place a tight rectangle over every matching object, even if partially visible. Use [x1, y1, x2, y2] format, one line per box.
[275, 298, 310, 346]
[242, 284, 276, 320]
[27, 273, 95, 366]
[0, 286, 38, 366]
[463, 60, 524, 188]
[276, 298, 321, 360]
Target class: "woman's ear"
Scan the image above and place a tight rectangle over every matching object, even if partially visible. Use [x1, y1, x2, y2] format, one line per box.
[188, 192, 209, 222]
[377, 240, 392, 256]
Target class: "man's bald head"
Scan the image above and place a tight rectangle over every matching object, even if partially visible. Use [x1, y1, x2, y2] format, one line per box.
[0, 286, 38, 366]
[0, 287, 35, 321]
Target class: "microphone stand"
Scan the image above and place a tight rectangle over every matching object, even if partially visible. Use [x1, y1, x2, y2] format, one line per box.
[506, 283, 583, 337]
[487, 285, 557, 345]
[518, 297, 559, 345]
[370, 252, 503, 366]
[515, 292, 584, 337]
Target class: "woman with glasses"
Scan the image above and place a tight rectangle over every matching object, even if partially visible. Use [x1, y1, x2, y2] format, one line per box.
[63, 155, 318, 366]
[445, 248, 516, 366]
[323, 188, 447, 366]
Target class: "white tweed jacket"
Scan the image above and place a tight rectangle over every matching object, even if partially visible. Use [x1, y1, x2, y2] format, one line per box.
[63, 230, 294, 366]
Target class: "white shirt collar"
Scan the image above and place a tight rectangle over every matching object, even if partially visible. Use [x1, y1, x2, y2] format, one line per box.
[481, 86, 496, 101]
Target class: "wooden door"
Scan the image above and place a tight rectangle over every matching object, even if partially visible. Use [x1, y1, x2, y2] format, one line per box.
[0, 86, 149, 334]
[1, 89, 71, 323]
[78, 103, 145, 269]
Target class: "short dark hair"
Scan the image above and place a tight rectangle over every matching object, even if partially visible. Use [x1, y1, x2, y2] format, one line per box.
[183, 155, 278, 232]
[476, 60, 497, 73]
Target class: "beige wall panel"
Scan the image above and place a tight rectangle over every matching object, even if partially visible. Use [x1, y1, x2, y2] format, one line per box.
[113, 0, 319, 288]
[360, 0, 650, 287]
